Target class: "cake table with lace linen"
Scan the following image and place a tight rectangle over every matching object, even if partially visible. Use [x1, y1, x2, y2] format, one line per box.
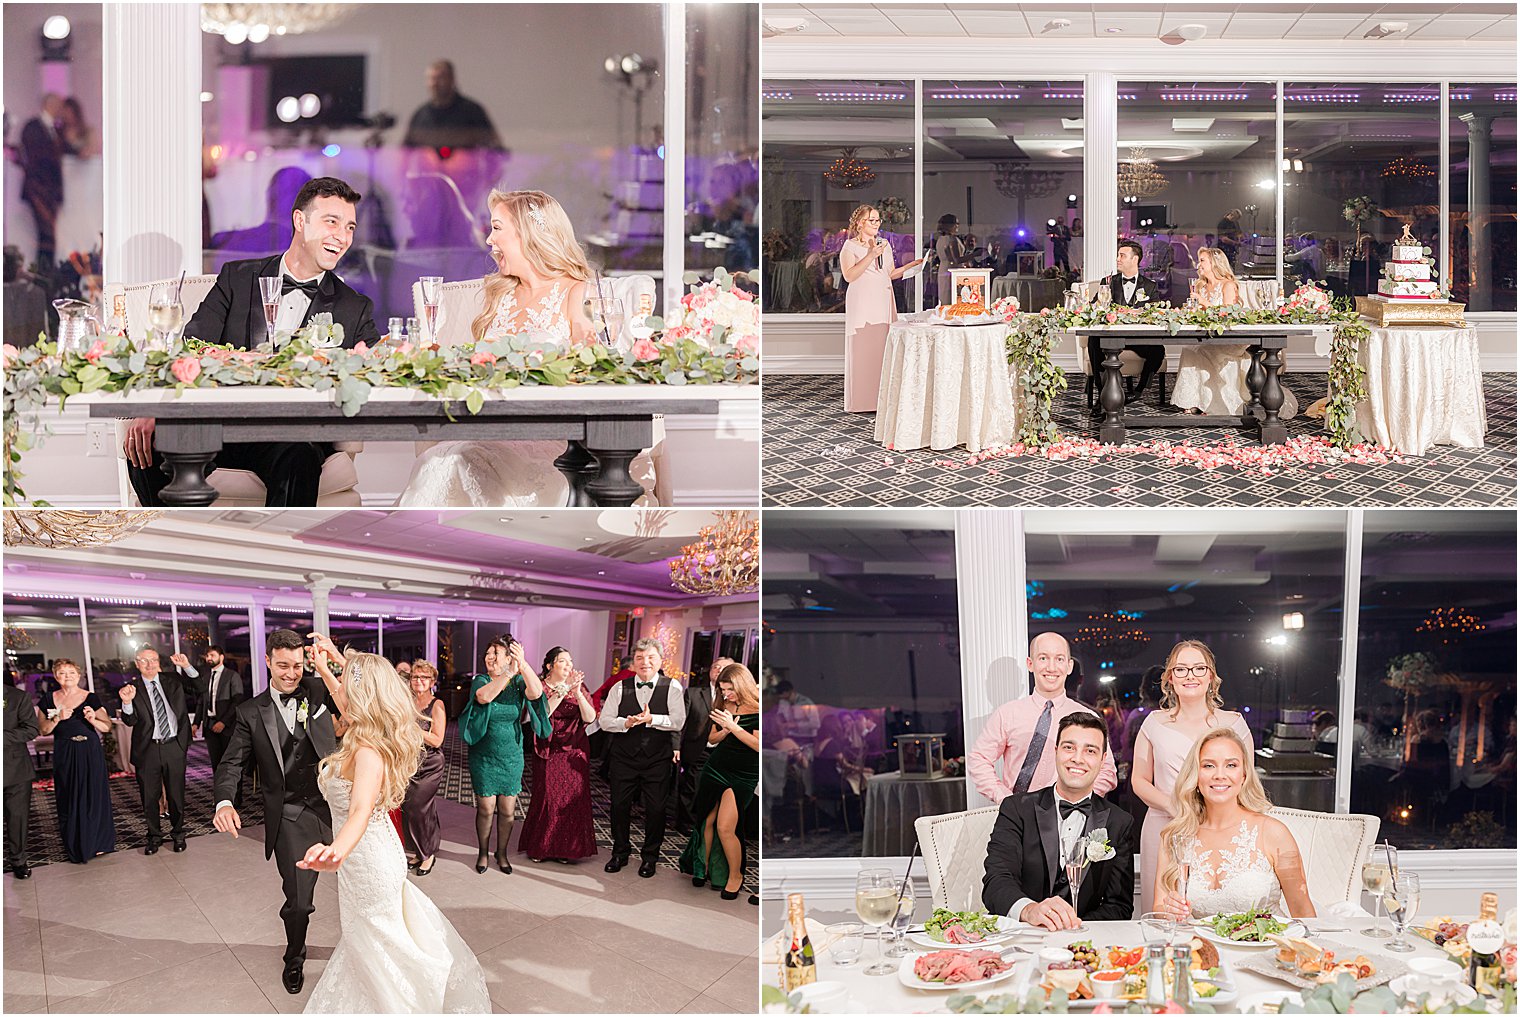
[874, 313, 1017, 453]
[1352, 325, 1486, 456]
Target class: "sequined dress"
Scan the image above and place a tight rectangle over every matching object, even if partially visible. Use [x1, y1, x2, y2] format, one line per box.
[518, 694, 598, 860]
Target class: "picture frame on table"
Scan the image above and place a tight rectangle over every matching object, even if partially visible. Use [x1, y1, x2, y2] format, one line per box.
[948, 268, 991, 308]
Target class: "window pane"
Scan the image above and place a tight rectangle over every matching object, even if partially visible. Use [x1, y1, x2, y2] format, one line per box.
[1023, 510, 1348, 818]
[685, 4, 758, 283]
[1355, 511, 1517, 850]
[762, 511, 959, 858]
[2, 594, 87, 692]
[1283, 83, 1440, 301]
[1448, 84, 1517, 311]
[761, 80, 913, 313]
[2, 2, 105, 345]
[1118, 82, 1278, 300]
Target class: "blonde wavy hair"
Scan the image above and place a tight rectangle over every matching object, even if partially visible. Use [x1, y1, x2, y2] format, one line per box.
[321, 652, 423, 811]
[1157, 727, 1273, 898]
[847, 204, 881, 241]
[718, 662, 760, 712]
[1159, 639, 1225, 716]
[472, 189, 593, 339]
[1196, 247, 1237, 284]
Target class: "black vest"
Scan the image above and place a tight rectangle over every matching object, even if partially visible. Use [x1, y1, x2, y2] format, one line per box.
[280, 715, 322, 806]
[612, 676, 674, 767]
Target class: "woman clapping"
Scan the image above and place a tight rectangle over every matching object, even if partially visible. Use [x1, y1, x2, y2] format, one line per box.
[518, 647, 598, 862]
[462, 637, 549, 874]
[400, 661, 446, 876]
[680, 664, 760, 900]
[36, 660, 115, 863]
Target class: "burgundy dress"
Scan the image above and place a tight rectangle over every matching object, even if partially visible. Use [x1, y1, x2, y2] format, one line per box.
[519, 695, 597, 860]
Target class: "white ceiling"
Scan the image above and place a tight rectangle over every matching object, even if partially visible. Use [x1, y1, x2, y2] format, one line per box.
[763, 3, 1517, 42]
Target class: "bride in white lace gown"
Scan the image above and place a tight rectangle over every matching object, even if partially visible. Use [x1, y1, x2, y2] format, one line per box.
[1172, 248, 1299, 419]
[1153, 727, 1316, 920]
[398, 189, 656, 507]
[299, 653, 489, 1013]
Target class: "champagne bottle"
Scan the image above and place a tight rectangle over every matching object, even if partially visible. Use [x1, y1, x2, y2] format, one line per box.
[1467, 892, 1504, 997]
[781, 892, 817, 992]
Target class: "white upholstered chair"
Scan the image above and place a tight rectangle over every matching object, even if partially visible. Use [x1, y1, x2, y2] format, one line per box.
[1267, 807, 1380, 907]
[913, 805, 1002, 912]
[103, 276, 363, 507]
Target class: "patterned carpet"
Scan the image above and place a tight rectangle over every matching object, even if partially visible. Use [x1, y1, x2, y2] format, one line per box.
[761, 372, 1517, 507]
[16, 728, 758, 891]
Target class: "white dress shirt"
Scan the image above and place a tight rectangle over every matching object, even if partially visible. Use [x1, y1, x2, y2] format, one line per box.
[1007, 790, 1093, 920]
[273, 254, 325, 332]
[597, 676, 686, 733]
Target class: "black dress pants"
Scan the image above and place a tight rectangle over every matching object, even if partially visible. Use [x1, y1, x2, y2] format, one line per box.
[136, 738, 186, 844]
[3, 779, 30, 868]
[272, 802, 331, 963]
[674, 745, 711, 834]
[1085, 337, 1165, 383]
[609, 760, 673, 863]
[128, 441, 329, 507]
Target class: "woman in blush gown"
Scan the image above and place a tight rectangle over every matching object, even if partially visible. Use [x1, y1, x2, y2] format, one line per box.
[518, 646, 598, 862]
[36, 659, 115, 863]
[840, 204, 924, 412]
[1154, 728, 1316, 921]
[298, 653, 489, 1014]
[1130, 640, 1253, 915]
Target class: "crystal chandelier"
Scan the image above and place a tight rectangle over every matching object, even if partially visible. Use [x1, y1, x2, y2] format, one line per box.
[1072, 610, 1151, 661]
[1117, 147, 1169, 198]
[992, 163, 1065, 201]
[823, 149, 876, 190]
[3, 510, 162, 549]
[1415, 606, 1485, 644]
[669, 511, 758, 597]
[200, 3, 358, 44]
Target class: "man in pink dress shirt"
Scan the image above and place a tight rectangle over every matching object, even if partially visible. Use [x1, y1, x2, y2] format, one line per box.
[968, 632, 1118, 803]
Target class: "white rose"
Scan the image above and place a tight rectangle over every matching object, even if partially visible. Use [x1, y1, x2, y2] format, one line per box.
[1086, 840, 1116, 863]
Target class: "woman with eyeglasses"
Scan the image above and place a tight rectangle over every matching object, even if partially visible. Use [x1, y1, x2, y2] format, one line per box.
[1130, 639, 1253, 914]
[840, 203, 923, 413]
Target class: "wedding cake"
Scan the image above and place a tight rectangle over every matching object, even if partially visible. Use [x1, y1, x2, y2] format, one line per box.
[1375, 224, 1439, 300]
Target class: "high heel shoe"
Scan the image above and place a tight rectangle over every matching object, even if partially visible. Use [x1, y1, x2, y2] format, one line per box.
[475, 853, 489, 874]
[691, 876, 706, 888]
[416, 857, 435, 876]
[497, 855, 513, 875]
[720, 888, 740, 900]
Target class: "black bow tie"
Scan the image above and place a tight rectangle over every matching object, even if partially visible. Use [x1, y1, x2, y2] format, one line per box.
[1059, 798, 1092, 820]
[281, 274, 321, 298]
[636, 681, 655, 690]
[1121, 277, 1137, 287]
[278, 689, 308, 707]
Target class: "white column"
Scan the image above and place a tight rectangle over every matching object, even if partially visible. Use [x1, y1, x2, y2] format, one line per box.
[1460, 113, 1493, 309]
[913, 78, 924, 312]
[1334, 511, 1364, 815]
[425, 615, 439, 664]
[78, 595, 95, 692]
[248, 595, 270, 695]
[955, 509, 1028, 809]
[1083, 73, 1119, 279]
[102, 3, 202, 285]
[662, 1, 687, 315]
[306, 575, 338, 636]
[1439, 83, 1450, 291]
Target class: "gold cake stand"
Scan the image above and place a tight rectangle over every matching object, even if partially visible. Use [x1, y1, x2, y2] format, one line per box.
[1355, 296, 1468, 327]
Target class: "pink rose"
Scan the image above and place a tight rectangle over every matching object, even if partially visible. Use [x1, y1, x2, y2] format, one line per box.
[2, 343, 17, 367]
[396, 342, 414, 356]
[1105, 311, 1117, 324]
[352, 341, 370, 356]
[735, 334, 758, 355]
[470, 350, 497, 366]
[170, 357, 201, 384]
[630, 338, 662, 362]
[1091, 1005, 1114, 1016]
[84, 339, 109, 363]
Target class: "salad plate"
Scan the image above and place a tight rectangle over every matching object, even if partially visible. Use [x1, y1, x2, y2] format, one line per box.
[906, 909, 1033, 949]
[1194, 910, 1306, 948]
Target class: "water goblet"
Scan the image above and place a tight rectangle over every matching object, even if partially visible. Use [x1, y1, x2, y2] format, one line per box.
[146, 283, 184, 352]
[1384, 871, 1420, 953]
[583, 296, 627, 350]
[884, 888, 916, 958]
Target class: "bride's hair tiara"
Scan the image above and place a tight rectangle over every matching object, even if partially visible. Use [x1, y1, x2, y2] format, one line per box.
[348, 661, 364, 684]
[526, 203, 548, 231]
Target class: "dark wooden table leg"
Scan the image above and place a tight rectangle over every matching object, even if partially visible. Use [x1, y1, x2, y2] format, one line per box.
[553, 440, 598, 507]
[584, 418, 655, 507]
[1099, 346, 1128, 444]
[1245, 344, 1266, 421]
[1258, 345, 1287, 444]
[154, 423, 221, 506]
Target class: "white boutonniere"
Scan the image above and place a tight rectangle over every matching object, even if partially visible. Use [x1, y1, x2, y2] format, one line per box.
[1084, 828, 1116, 863]
[1136, 292, 1150, 303]
[296, 699, 310, 730]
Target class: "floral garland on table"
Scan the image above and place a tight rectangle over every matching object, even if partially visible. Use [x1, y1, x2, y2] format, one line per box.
[1002, 287, 1371, 450]
[2, 277, 759, 506]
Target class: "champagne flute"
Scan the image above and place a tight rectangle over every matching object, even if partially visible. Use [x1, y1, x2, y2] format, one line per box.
[259, 275, 282, 345]
[854, 868, 899, 975]
[1178, 860, 1193, 919]
[1361, 845, 1395, 939]
[419, 276, 443, 343]
[146, 283, 184, 352]
[1383, 871, 1420, 953]
[1065, 835, 1092, 932]
[884, 887, 916, 958]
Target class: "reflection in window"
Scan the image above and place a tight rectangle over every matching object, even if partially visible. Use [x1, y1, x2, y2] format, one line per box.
[1355, 512, 1516, 850]
[1448, 84, 1517, 311]
[685, 4, 758, 284]
[762, 513, 959, 858]
[761, 81, 914, 314]
[1118, 83, 1277, 301]
[1282, 83, 1441, 301]
[3, 594, 88, 691]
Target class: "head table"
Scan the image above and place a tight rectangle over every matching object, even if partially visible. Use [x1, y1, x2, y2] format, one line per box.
[766, 915, 1464, 1014]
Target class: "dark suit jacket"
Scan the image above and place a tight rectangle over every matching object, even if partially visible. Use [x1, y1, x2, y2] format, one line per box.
[3, 684, 39, 787]
[120, 672, 194, 765]
[185, 254, 380, 350]
[20, 117, 70, 212]
[200, 665, 246, 732]
[1101, 273, 1162, 307]
[680, 681, 716, 756]
[213, 676, 337, 859]
[982, 786, 1135, 922]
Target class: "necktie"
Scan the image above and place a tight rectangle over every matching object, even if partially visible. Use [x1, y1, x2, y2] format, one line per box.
[146, 680, 172, 740]
[1059, 798, 1092, 821]
[281, 275, 320, 298]
[1012, 700, 1054, 794]
[210, 667, 221, 706]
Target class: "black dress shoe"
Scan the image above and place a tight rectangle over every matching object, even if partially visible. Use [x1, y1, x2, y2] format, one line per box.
[691, 876, 706, 888]
[282, 958, 304, 994]
[172, 839, 187, 853]
[496, 856, 513, 875]
[476, 852, 489, 874]
[637, 860, 657, 878]
[144, 842, 160, 856]
[12, 865, 30, 879]
[604, 855, 628, 873]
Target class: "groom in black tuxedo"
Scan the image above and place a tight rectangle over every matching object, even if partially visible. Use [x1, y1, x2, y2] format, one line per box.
[213, 629, 339, 995]
[982, 712, 1135, 929]
[1088, 238, 1166, 405]
[124, 176, 381, 508]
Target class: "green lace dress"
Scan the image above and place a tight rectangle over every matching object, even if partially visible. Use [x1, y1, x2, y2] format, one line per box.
[679, 712, 759, 888]
[464, 674, 550, 797]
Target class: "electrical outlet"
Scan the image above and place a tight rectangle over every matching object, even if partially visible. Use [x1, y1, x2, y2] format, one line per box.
[85, 421, 116, 457]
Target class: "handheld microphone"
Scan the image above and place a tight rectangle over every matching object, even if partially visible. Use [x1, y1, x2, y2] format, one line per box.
[875, 236, 885, 270]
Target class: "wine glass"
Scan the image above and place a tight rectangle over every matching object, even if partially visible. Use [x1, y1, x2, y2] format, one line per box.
[884, 887, 916, 958]
[258, 275, 282, 345]
[419, 276, 443, 343]
[1383, 871, 1420, 953]
[146, 283, 184, 352]
[1064, 835, 1093, 932]
[583, 295, 627, 350]
[854, 868, 898, 975]
[1361, 845, 1395, 939]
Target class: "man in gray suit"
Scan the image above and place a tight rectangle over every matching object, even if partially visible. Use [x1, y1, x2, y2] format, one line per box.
[4, 678, 39, 878]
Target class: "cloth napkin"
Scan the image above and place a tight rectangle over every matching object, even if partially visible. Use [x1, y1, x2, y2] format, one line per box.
[765, 917, 842, 964]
